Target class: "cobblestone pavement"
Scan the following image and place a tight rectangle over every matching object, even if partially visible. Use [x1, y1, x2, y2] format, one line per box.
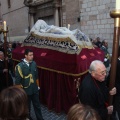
[11, 73, 120, 120]
[12, 76, 66, 120]
[31, 104, 66, 120]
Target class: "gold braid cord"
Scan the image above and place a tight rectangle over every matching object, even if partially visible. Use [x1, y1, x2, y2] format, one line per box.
[17, 65, 34, 88]
[14, 59, 88, 77]
[7, 52, 12, 59]
[106, 53, 110, 59]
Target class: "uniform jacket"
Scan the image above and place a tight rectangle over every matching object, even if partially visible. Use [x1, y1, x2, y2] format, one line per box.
[15, 60, 39, 95]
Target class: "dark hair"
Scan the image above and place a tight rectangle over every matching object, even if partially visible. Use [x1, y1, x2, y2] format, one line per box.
[12, 43, 16, 49]
[24, 49, 33, 55]
[101, 39, 108, 46]
[67, 104, 101, 120]
[8, 42, 12, 45]
[96, 37, 100, 41]
[0, 86, 28, 120]
[101, 40, 105, 45]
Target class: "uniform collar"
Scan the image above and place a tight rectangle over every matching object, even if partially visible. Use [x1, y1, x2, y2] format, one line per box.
[23, 59, 32, 66]
[23, 59, 29, 66]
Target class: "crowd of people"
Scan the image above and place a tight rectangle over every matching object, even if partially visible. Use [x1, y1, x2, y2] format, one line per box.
[0, 38, 119, 120]
[0, 43, 43, 120]
[90, 37, 110, 68]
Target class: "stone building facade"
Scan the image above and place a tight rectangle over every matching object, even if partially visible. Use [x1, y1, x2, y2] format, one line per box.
[0, 0, 28, 42]
[62, 0, 115, 52]
[80, 0, 115, 50]
[0, 0, 116, 51]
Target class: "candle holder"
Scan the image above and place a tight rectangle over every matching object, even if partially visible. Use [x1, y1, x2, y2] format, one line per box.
[0, 27, 9, 86]
[110, 9, 120, 27]
[108, 9, 120, 119]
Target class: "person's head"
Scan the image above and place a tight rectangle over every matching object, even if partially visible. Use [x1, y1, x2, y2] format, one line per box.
[12, 42, 16, 49]
[0, 86, 28, 120]
[89, 60, 107, 82]
[92, 39, 97, 44]
[96, 37, 100, 42]
[90, 38, 93, 42]
[8, 42, 12, 49]
[67, 104, 101, 120]
[0, 51, 4, 60]
[102, 40, 108, 48]
[24, 49, 33, 62]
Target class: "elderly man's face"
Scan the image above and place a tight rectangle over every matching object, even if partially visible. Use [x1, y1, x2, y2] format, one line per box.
[8, 43, 12, 48]
[104, 42, 108, 48]
[92, 64, 107, 82]
[0, 52, 4, 60]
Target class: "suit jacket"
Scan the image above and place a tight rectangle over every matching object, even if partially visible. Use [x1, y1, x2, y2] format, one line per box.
[115, 59, 120, 96]
[100, 45, 110, 67]
[15, 60, 39, 95]
[0, 60, 13, 92]
[7, 48, 13, 59]
[79, 73, 108, 120]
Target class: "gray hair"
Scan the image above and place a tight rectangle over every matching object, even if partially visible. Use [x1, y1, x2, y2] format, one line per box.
[0, 51, 3, 54]
[89, 60, 103, 73]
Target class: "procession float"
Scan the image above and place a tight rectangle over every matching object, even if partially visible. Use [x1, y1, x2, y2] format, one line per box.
[12, 20, 104, 113]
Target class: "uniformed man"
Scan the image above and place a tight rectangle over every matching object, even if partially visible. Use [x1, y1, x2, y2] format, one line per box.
[15, 49, 44, 120]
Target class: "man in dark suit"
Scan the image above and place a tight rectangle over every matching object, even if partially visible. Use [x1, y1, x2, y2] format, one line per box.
[100, 40, 110, 68]
[79, 60, 116, 120]
[7, 42, 14, 76]
[15, 49, 44, 120]
[0, 51, 13, 92]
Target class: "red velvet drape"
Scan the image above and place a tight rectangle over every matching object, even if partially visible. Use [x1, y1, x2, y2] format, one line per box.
[12, 46, 104, 113]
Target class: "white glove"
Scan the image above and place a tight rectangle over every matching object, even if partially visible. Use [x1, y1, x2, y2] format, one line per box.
[104, 58, 108, 62]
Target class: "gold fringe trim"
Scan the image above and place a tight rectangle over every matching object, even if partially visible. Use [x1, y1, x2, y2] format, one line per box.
[14, 59, 88, 77]
[31, 32, 77, 44]
[22, 43, 81, 55]
[26, 33, 94, 49]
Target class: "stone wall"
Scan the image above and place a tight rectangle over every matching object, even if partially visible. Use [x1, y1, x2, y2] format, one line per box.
[0, 0, 29, 37]
[62, 0, 81, 29]
[62, 0, 116, 52]
[0, 0, 116, 51]
[80, 0, 115, 42]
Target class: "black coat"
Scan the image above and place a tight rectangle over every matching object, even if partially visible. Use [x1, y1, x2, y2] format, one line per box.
[115, 59, 120, 96]
[0, 60, 13, 92]
[79, 73, 109, 120]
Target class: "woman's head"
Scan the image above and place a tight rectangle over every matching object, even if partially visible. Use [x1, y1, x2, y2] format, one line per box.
[67, 104, 101, 120]
[0, 86, 28, 120]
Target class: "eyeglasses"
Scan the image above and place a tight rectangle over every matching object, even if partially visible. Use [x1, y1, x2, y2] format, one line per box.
[95, 70, 108, 76]
[93, 70, 108, 76]
[100, 70, 108, 75]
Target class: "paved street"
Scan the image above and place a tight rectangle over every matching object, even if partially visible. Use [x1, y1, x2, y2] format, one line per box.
[12, 76, 66, 120]
[31, 104, 66, 120]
